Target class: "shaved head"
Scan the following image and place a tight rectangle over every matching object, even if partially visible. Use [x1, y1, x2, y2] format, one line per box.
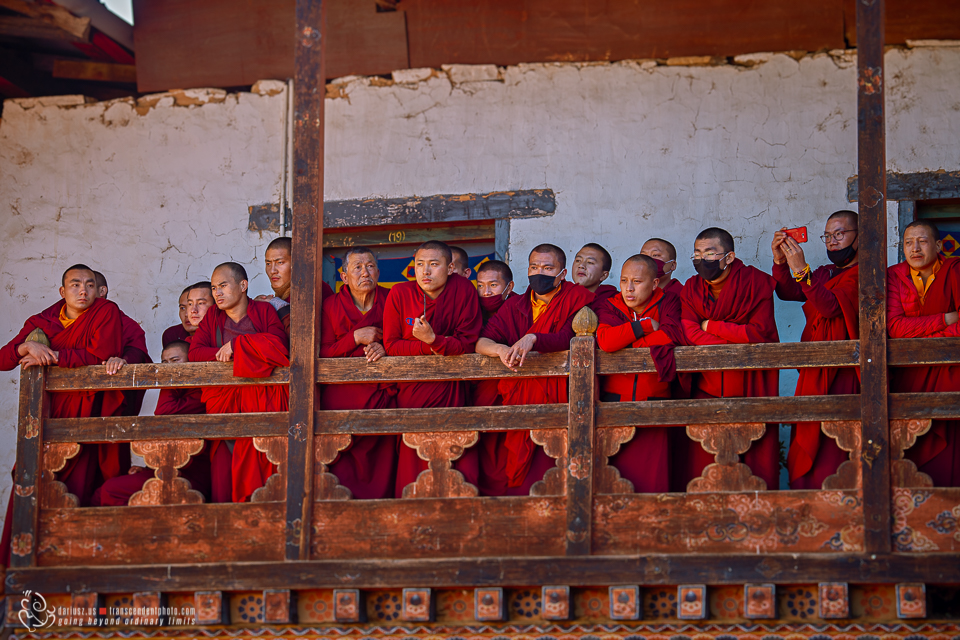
[416, 240, 452, 264]
[624, 253, 659, 277]
[828, 209, 859, 229]
[904, 219, 939, 240]
[266, 236, 292, 255]
[93, 271, 107, 290]
[213, 262, 248, 284]
[344, 246, 377, 266]
[530, 243, 566, 269]
[62, 263, 95, 286]
[695, 227, 735, 253]
[477, 259, 513, 283]
[642, 238, 677, 261]
[580, 243, 612, 272]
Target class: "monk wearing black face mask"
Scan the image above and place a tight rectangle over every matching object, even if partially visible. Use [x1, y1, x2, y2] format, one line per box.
[772, 210, 861, 490]
[679, 227, 780, 492]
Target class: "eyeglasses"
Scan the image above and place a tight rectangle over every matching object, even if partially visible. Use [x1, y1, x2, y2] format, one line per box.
[690, 251, 729, 264]
[820, 229, 856, 243]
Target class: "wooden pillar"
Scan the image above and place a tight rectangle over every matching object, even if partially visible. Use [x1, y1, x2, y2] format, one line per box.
[856, 0, 890, 553]
[10, 367, 47, 568]
[286, 0, 326, 561]
[565, 307, 598, 555]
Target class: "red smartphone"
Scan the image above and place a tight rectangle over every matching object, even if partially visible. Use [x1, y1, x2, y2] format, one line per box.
[784, 226, 808, 243]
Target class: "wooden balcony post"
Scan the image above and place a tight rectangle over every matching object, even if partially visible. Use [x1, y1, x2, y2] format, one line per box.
[10, 366, 48, 568]
[286, 0, 326, 560]
[565, 307, 598, 555]
[856, 0, 891, 553]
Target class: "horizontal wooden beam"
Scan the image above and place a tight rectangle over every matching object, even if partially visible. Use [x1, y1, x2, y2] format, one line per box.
[317, 352, 569, 383]
[847, 170, 960, 202]
[323, 221, 493, 249]
[888, 337, 960, 366]
[45, 362, 288, 392]
[10, 554, 959, 593]
[45, 412, 287, 443]
[0, 15, 88, 43]
[598, 395, 861, 426]
[890, 392, 960, 420]
[315, 404, 566, 434]
[0, 0, 90, 39]
[599, 340, 859, 375]
[52, 59, 136, 83]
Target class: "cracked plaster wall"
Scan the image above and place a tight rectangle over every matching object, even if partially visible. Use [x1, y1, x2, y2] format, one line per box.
[0, 46, 958, 519]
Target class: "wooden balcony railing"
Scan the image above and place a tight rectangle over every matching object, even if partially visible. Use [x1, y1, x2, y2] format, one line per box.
[6, 313, 960, 596]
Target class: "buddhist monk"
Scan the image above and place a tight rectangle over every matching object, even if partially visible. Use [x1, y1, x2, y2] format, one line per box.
[162, 286, 194, 346]
[0, 264, 129, 506]
[449, 246, 473, 278]
[573, 243, 616, 304]
[93, 271, 152, 416]
[256, 236, 333, 334]
[92, 340, 218, 505]
[679, 228, 780, 491]
[383, 241, 482, 497]
[470, 260, 517, 408]
[163, 282, 214, 347]
[320, 246, 398, 499]
[476, 244, 595, 495]
[641, 238, 683, 296]
[596, 255, 683, 492]
[773, 211, 861, 489]
[189, 262, 289, 502]
[888, 220, 960, 486]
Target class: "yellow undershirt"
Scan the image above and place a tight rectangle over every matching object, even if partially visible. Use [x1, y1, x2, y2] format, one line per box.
[58, 304, 88, 329]
[910, 258, 942, 304]
[530, 291, 548, 323]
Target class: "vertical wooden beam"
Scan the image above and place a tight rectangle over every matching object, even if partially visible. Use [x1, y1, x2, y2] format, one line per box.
[286, 0, 326, 560]
[565, 308, 597, 555]
[10, 367, 47, 568]
[856, 0, 890, 554]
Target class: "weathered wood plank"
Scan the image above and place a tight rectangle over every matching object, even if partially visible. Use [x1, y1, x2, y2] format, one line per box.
[598, 395, 860, 427]
[0, 15, 88, 43]
[311, 497, 565, 559]
[10, 367, 46, 568]
[52, 60, 136, 83]
[598, 341, 860, 375]
[288, 0, 326, 561]
[889, 337, 960, 366]
[856, 0, 891, 554]
[323, 190, 556, 229]
[45, 362, 287, 391]
[890, 392, 960, 420]
[36, 504, 285, 566]
[847, 170, 960, 202]
[593, 491, 863, 555]
[316, 405, 566, 434]
[323, 221, 493, 248]
[892, 487, 960, 552]
[45, 412, 287, 443]
[565, 334, 595, 555]
[318, 352, 569, 383]
[12, 554, 960, 593]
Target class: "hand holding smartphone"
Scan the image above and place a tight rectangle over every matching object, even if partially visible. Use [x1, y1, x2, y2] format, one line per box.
[784, 226, 808, 243]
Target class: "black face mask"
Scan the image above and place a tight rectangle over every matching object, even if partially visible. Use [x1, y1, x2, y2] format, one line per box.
[529, 273, 560, 295]
[694, 256, 727, 282]
[827, 245, 857, 268]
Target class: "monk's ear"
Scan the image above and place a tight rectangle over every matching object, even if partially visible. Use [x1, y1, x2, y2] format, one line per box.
[464, 267, 472, 279]
[725, 251, 736, 265]
[240, 280, 248, 294]
[504, 281, 515, 296]
[936, 239, 943, 254]
[59, 285, 66, 299]
[601, 270, 610, 282]
[340, 269, 348, 284]
[653, 277, 660, 288]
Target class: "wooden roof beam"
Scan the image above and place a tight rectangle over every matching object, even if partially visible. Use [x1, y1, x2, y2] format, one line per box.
[0, 0, 90, 40]
[0, 15, 89, 43]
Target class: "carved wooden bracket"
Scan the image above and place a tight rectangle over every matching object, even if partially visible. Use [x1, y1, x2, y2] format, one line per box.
[314, 435, 352, 501]
[401, 432, 478, 498]
[686, 423, 766, 492]
[890, 419, 934, 488]
[594, 427, 635, 494]
[41, 442, 80, 508]
[251, 436, 287, 502]
[530, 429, 568, 496]
[129, 439, 204, 506]
[821, 420, 862, 490]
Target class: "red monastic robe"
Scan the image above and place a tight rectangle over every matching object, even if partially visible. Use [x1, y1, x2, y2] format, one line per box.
[162, 324, 191, 348]
[774, 262, 861, 489]
[472, 291, 519, 407]
[663, 279, 684, 297]
[591, 284, 618, 306]
[0, 298, 128, 505]
[478, 281, 595, 495]
[320, 284, 398, 499]
[383, 274, 482, 498]
[595, 287, 683, 492]
[117, 313, 152, 416]
[680, 259, 780, 491]
[189, 299, 289, 502]
[888, 258, 960, 486]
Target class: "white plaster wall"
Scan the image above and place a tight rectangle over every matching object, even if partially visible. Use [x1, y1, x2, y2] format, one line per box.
[1, 45, 958, 526]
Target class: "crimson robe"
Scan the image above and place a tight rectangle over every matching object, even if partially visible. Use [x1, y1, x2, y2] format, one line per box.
[595, 287, 682, 493]
[774, 262, 860, 489]
[116, 313, 152, 417]
[189, 299, 289, 502]
[472, 291, 519, 407]
[888, 258, 960, 486]
[0, 298, 128, 505]
[590, 284, 618, 307]
[680, 259, 780, 491]
[478, 282, 595, 495]
[663, 279, 684, 297]
[383, 274, 482, 498]
[320, 284, 398, 499]
[162, 324, 191, 348]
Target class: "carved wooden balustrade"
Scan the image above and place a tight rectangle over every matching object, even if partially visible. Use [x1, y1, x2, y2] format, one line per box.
[6, 315, 960, 596]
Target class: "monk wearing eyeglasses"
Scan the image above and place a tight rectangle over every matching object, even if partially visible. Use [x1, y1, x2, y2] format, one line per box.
[773, 211, 861, 489]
